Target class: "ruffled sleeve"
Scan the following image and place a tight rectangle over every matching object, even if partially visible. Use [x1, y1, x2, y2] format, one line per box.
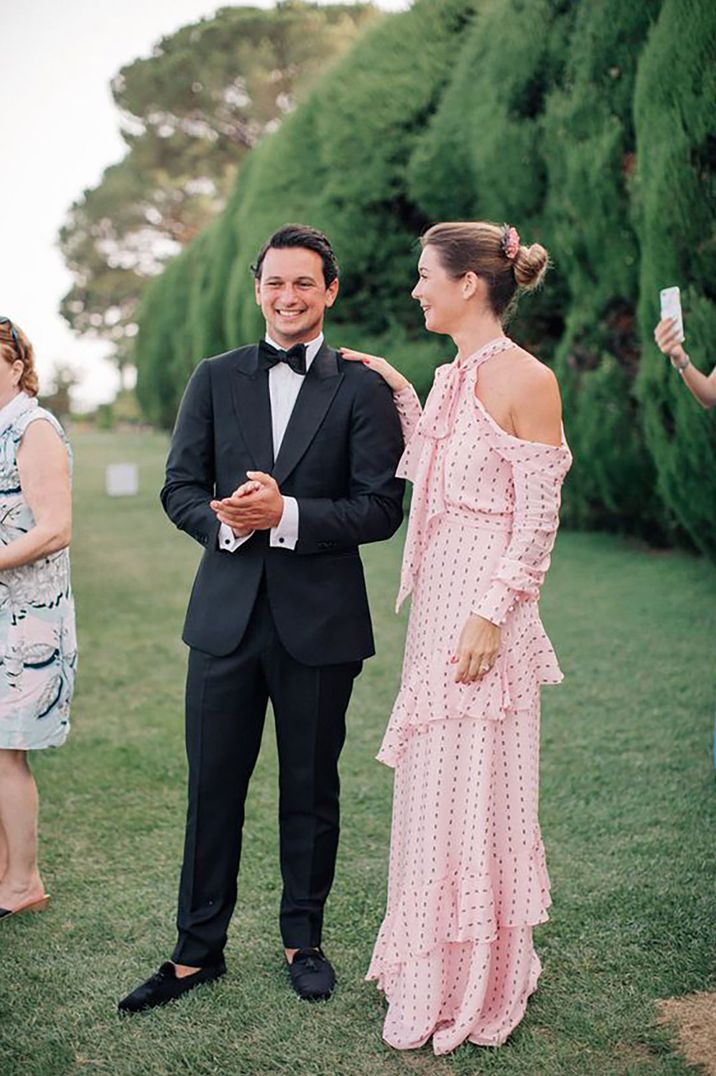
[474, 435, 572, 626]
[393, 384, 422, 444]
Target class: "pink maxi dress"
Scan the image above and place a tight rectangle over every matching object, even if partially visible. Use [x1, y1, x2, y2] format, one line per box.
[366, 337, 572, 1054]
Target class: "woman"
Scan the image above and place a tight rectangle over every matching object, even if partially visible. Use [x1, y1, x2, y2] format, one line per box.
[0, 317, 76, 920]
[341, 222, 572, 1053]
[654, 315, 716, 408]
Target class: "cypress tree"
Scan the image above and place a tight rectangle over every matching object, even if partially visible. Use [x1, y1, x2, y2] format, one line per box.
[135, 269, 181, 429]
[543, 0, 662, 532]
[135, 240, 203, 428]
[223, 0, 475, 346]
[407, 0, 574, 363]
[633, 0, 716, 554]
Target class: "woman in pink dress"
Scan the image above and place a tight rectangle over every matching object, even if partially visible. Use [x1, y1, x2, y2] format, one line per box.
[341, 221, 572, 1054]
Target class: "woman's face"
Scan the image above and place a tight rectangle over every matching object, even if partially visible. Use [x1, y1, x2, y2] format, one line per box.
[0, 356, 22, 405]
[411, 244, 468, 335]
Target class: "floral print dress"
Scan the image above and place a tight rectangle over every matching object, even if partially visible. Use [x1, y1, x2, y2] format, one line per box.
[0, 392, 76, 750]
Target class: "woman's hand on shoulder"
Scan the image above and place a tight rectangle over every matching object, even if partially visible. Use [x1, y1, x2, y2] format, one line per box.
[510, 360, 563, 446]
[339, 347, 411, 394]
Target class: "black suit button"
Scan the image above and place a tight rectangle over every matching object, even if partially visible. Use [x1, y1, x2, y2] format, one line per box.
[278, 536, 285, 544]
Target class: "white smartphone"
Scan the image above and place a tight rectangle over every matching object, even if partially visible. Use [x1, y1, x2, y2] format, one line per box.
[660, 286, 685, 343]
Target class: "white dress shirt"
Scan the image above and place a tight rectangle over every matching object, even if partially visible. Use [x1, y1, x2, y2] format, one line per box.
[218, 332, 324, 553]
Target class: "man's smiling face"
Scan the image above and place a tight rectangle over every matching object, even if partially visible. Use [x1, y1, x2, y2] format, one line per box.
[255, 246, 339, 348]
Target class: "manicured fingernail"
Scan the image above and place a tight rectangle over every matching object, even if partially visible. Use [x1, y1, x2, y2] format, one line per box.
[363, 359, 371, 365]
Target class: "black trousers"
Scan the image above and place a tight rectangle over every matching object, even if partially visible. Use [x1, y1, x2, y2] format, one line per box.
[172, 583, 361, 967]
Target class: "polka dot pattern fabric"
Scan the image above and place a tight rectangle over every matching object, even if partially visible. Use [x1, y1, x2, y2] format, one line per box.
[366, 338, 572, 1054]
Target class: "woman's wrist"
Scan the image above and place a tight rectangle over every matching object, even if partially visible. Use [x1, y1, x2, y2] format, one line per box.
[672, 350, 691, 372]
[392, 375, 411, 394]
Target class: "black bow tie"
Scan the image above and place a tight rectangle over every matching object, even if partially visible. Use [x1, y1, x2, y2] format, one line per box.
[258, 340, 307, 376]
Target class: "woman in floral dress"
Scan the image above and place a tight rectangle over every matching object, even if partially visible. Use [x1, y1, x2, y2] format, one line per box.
[342, 222, 572, 1053]
[0, 317, 76, 920]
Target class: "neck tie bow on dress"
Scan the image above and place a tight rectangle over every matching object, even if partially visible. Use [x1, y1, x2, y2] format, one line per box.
[416, 336, 514, 441]
[258, 340, 308, 376]
[396, 336, 515, 610]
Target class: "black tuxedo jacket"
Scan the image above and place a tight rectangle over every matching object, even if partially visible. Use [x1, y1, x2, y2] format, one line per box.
[160, 341, 405, 665]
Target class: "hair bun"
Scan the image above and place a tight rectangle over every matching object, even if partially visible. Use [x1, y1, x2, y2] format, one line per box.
[513, 242, 549, 290]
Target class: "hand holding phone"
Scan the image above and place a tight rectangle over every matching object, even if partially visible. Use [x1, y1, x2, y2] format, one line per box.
[659, 286, 685, 343]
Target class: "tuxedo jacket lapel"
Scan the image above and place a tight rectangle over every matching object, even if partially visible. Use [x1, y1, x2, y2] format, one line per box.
[231, 345, 274, 472]
[273, 343, 344, 487]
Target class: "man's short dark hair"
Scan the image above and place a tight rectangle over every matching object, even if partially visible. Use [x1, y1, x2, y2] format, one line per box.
[252, 224, 339, 287]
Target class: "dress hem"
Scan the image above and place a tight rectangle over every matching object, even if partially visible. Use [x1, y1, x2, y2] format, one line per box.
[371, 936, 544, 1055]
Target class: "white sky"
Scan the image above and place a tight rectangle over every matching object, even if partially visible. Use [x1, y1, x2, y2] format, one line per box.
[1, 0, 409, 410]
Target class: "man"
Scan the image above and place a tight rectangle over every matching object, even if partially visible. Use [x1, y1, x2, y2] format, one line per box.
[119, 224, 405, 1013]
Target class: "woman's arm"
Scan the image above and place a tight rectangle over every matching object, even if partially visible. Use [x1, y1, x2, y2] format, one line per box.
[339, 347, 422, 442]
[455, 368, 565, 683]
[654, 317, 716, 409]
[473, 367, 569, 627]
[0, 419, 71, 570]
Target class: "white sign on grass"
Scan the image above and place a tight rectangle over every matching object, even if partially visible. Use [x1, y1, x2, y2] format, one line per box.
[106, 463, 139, 497]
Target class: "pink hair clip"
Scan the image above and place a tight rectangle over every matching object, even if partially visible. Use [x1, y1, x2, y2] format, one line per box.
[501, 225, 520, 261]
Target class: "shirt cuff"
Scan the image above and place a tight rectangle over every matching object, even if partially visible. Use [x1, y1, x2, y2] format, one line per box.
[270, 496, 299, 550]
[473, 580, 517, 627]
[218, 521, 254, 552]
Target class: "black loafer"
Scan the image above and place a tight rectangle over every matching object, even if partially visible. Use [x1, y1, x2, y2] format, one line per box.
[118, 960, 226, 1014]
[287, 947, 336, 1001]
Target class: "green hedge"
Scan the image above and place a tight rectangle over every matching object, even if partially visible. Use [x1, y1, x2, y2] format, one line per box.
[633, 0, 716, 554]
[543, 0, 662, 533]
[406, 0, 574, 366]
[223, 0, 472, 342]
[133, 0, 716, 554]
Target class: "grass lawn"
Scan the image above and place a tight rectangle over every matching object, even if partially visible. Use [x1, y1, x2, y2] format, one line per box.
[1, 428, 715, 1075]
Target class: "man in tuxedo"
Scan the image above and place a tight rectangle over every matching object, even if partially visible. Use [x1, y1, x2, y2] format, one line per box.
[119, 224, 405, 1013]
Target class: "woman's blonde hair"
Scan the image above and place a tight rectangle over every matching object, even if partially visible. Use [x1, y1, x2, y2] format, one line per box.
[420, 221, 549, 321]
[0, 318, 39, 397]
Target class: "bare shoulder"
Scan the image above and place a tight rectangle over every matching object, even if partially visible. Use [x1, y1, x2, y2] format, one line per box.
[504, 347, 559, 401]
[20, 415, 64, 447]
[506, 347, 562, 445]
[17, 416, 67, 468]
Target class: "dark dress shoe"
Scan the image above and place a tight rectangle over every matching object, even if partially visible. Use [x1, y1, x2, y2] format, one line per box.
[118, 960, 226, 1014]
[287, 948, 336, 1001]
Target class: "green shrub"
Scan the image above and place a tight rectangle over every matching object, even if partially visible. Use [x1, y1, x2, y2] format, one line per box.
[130, 0, 716, 553]
[223, 0, 474, 345]
[559, 354, 661, 535]
[135, 260, 187, 429]
[95, 403, 115, 431]
[189, 219, 230, 361]
[409, 0, 576, 378]
[542, 0, 661, 531]
[633, 0, 716, 555]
